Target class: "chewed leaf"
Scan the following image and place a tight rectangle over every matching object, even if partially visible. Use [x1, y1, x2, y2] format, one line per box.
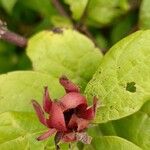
[0, 71, 64, 113]
[84, 136, 142, 150]
[26, 28, 103, 90]
[85, 30, 150, 123]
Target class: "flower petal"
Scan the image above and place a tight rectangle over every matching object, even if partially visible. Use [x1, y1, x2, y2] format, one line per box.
[76, 96, 98, 120]
[37, 129, 56, 141]
[47, 102, 67, 131]
[60, 93, 87, 111]
[59, 75, 80, 93]
[32, 100, 47, 126]
[62, 132, 76, 142]
[68, 114, 89, 131]
[77, 106, 93, 120]
[43, 87, 52, 113]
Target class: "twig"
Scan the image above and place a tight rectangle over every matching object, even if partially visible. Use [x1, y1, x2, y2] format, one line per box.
[0, 20, 27, 47]
[76, 24, 97, 46]
[74, 1, 102, 50]
[51, 0, 71, 19]
[51, 0, 104, 52]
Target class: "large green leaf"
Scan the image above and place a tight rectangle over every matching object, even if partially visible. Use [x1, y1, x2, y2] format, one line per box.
[0, 111, 53, 150]
[84, 136, 142, 150]
[26, 28, 103, 90]
[93, 101, 150, 150]
[85, 30, 150, 123]
[112, 101, 150, 150]
[0, 71, 64, 113]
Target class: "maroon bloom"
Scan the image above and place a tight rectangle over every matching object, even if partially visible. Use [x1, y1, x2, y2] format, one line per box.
[32, 76, 97, 148]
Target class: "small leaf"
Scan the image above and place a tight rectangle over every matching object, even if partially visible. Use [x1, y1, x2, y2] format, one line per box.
[26, 28, 103, 90]
[0, 71, 64, 113]
[85, 30, 150, 123]
[84, 136, 142, 150]
[64, 0, 88, 20]
[0, 0, 17, 14]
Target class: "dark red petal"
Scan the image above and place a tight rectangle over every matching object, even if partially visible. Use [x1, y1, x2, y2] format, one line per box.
[77, 96, 98, 120]
[32, 100, 47, 126]
[62, 132, 76, 142]
[68, 114, 89, 131]
[59, 75, 80, 93]
[60, 93, 87, 111]
[47, 102, 67, 131]
[43, 87, 52, 113]
[77, 106, 93, 120]
[76, 132, 92, 144]
[37, 129, 56, 141]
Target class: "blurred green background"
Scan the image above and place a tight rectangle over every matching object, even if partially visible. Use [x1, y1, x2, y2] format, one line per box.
[0, 0, 149, 74]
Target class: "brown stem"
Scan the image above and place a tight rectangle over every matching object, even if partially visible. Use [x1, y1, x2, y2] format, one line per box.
[51, 0, 70, 19]
[0, 20, 27, 47]
[74, 1, 103, 50]
[76, 25, 97, 46]
[51, 0, 103, 52]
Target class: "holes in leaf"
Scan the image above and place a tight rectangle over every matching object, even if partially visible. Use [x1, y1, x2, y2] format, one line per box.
[126, 82, 136, 93]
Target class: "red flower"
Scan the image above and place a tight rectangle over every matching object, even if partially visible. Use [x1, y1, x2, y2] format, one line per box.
[32, 76, 97, 148]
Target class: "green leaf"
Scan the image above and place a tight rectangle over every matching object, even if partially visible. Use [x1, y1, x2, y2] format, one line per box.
[0, 71, 64, 113]
[141, 100, 150, 115]
[64, 0, 88, 20]
[26, 28, 103, 90]
[84, 136, 142, 150]
[0, 0, 17, 14]
[85, 30, 150, 123]
[86, 0, 129, 26]
[112, 101, 150, 150]
[0, 112, 77, 149]
[94, 101, 150, 149]
[139, 0, 150, 29]
[0, 111, 54, 150]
